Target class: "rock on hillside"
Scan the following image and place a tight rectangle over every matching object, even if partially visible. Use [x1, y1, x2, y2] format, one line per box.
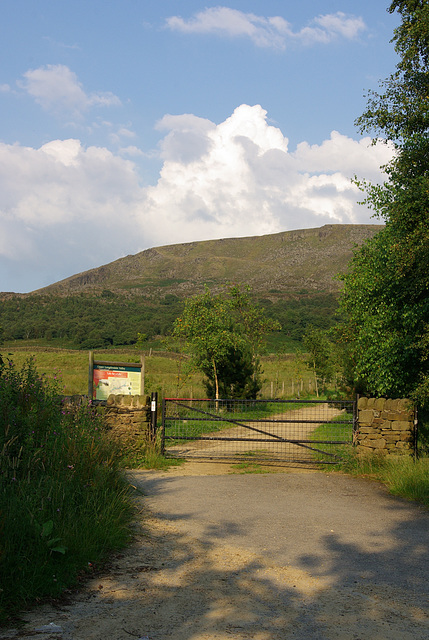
[31, 224, 383, 299]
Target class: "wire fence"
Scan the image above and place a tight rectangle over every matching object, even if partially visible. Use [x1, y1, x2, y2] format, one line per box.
[162, 398, 356, 465]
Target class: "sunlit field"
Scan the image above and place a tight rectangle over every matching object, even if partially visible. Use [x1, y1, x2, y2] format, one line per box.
[2, 344, 321, 400]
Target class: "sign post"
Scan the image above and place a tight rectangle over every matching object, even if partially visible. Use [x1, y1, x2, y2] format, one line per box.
[88, 352, 145, 401]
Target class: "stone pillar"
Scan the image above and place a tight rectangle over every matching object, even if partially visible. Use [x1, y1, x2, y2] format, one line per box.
[356, 397, 414, 456]
[104, 394, 152, 447]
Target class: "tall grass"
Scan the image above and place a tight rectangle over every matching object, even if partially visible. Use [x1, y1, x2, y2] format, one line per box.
[337, 450, 429, 508]
[0, 356, 133, 624]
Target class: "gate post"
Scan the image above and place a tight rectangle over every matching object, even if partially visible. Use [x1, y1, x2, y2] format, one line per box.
[150, 392, 158, 442]
[161, 398, 166, 455]
[353, 396, 359, 444]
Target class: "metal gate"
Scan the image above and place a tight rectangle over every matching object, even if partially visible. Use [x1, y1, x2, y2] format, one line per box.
[161, 398, 356, 465]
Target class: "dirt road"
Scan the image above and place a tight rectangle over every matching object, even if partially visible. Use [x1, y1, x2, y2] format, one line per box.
[4, 462, 428, 640]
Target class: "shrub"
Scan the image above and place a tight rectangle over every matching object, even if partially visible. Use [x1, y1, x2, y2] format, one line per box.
[0, 356, 133, 623]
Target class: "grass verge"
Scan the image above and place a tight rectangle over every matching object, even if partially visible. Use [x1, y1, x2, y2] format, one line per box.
[309, 413, 354, 462]
[0, 356, 134, 625]
[335, 450, 429, 508]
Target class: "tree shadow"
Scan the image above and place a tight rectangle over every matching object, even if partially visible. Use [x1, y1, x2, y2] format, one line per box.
[16, 472, 429, 640]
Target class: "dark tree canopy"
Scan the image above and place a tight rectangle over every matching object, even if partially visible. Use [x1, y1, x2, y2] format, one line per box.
[340, 1, 429, 404]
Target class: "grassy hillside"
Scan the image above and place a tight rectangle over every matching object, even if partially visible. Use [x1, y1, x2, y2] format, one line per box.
[29, 224, 382, 298]
[2, 347, 318, 400]
[0, 224, 382, 351]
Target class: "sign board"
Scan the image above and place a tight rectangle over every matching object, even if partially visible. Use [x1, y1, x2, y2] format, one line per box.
[88, 353, 145, 400]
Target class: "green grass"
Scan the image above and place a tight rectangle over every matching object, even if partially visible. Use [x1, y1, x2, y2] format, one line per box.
[308, 413, 354, 462]
[0, 356, 134, 624]
[2, 343, 325, 400]
[335, 450, 429, 508]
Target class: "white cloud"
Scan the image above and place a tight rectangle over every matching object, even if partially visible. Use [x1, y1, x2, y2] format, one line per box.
[0, 105, 393, 292]
[19, 64, 121, 118]
[166, 8, 366, 49]
[0, 139, 144, 290]
[141, 105, 392, 247]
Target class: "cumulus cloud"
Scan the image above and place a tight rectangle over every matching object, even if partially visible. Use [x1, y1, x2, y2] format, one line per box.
[166, 7, 366, 49]
[141, 105, 392, 246]
[19, 64, 121, 117]
[0, 139, 144, 290]
[0, 105, 393, 292]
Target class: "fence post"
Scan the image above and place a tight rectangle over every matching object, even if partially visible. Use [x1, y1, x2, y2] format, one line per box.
[88, 351, 94, 400]
[150, 392, 158, 441]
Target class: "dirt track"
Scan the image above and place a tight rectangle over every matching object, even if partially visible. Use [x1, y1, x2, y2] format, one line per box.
[4, 462, 429, 640]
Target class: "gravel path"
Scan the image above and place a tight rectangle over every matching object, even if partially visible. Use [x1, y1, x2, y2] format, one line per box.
[5, 463, 428, 640]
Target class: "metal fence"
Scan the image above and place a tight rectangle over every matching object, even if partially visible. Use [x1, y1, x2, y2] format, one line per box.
[161, 398, 356, 465]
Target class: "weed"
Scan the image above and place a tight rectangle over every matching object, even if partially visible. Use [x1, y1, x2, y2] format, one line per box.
[335, 449, 429, 508]
[0, 356, 133, 623]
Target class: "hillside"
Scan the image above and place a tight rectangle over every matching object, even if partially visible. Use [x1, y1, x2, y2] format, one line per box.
[32, 224, 383, 299]
[0, 224, 383, 350]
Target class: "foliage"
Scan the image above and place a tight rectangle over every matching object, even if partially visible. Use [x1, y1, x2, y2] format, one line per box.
[201, 345, 263, 399]
[339, 0, 429, 405]
[0, 355, 132, 623]
[0, 290, 342, 353]
[171, 286, 280, 399]
[303, 328, 337, 395]
[0, 292, 184, 349]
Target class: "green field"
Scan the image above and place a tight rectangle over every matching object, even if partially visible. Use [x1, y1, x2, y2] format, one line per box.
[2, 343, 321, 400]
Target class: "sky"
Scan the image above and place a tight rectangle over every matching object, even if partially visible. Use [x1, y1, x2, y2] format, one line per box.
[0, 1, 400, 293]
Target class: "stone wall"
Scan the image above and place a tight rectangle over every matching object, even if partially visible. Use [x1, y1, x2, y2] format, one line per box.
[104, 394, 153, 447]
[356, 397, 415, 456]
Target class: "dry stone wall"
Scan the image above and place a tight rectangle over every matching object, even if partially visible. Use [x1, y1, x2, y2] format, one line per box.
[104, 394, 153, 446]
[356, 397, 415, 456]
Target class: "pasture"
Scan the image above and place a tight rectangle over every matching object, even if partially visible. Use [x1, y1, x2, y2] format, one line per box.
[2, 344, 321, 400]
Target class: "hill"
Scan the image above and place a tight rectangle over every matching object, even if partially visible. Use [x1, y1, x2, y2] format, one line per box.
[32, 224, 382, 299]
[0, 224, 383, 351]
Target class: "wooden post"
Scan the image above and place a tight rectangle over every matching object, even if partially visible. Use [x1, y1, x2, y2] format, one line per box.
[140, 355, 145, 396]
[88, 351, 94, 400]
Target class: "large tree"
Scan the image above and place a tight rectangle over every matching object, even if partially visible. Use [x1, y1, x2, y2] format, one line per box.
[340, 0, 429, 403]
[171, 285, 280, 400]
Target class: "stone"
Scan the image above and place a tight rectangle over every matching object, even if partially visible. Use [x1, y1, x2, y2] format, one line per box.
[392, 421, 412, 431]
[371, 438, 387, 449]
[357, 397, 368, 409]
[374, 398, 387, 411]
[359, 409, 374, 425]
[396, 441, 412, 450]
[397, 398, 412, 412]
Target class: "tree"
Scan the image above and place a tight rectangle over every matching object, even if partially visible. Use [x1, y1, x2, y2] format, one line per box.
[171, 285, 280, 400]
[340, 1, 429, 404]
[303, 328, 337, 397]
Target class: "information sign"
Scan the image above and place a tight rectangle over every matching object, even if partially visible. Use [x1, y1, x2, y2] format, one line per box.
[88, 352, 145, 400]
[93, 364, 141, 400]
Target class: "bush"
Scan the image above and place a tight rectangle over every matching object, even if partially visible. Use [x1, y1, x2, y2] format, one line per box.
[0, 356, 133, 623]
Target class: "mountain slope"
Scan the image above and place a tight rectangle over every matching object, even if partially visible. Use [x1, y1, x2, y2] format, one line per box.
[34, 224, 383, 298]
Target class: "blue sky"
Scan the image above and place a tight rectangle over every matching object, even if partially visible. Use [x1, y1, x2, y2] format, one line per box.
[1, 1, 399, 293]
